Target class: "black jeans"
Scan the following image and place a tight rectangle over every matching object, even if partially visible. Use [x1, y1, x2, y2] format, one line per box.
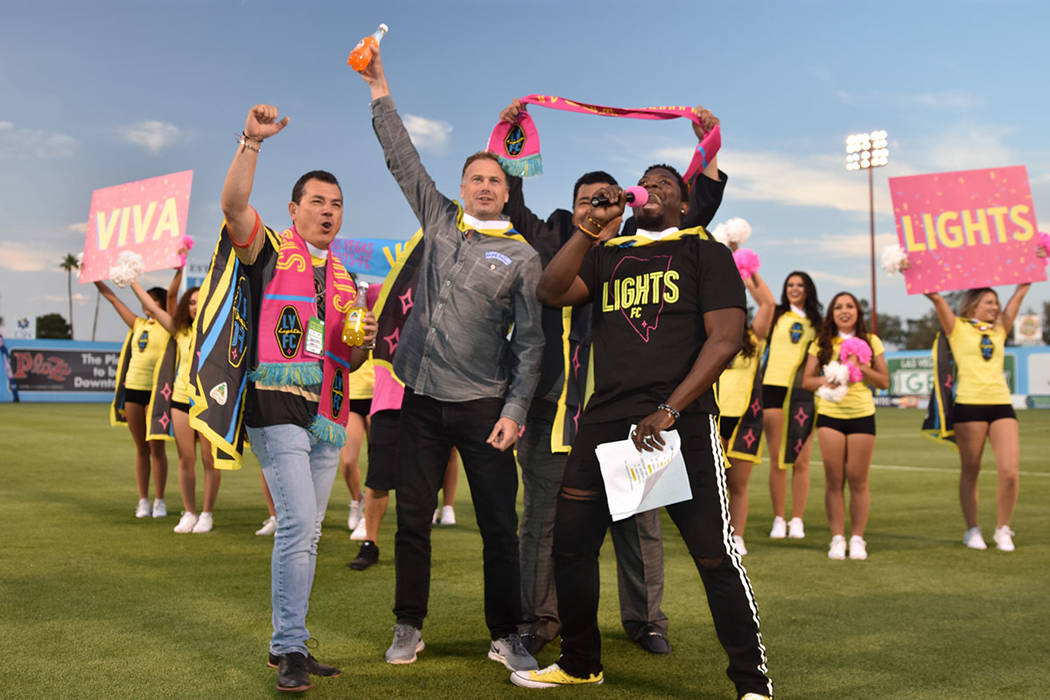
[554, 413, 772, 698]
[393, 388, 521, 639]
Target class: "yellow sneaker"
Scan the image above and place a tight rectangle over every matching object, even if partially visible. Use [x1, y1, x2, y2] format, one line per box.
[510, 663, 603, 688]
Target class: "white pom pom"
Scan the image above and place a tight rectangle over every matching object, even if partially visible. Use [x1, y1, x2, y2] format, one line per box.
[816, 361, 851, 403]
[881, 244, 908, 275]
[75, 252, 84, 279]
[711, 217, 752, 245]
[109, 250, 145, 288]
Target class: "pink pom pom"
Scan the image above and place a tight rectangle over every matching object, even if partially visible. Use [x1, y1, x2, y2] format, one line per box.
[1038, 231, 1050, 267]
[183, 234, 195, 251]
[733, 248, 761, 280]
[839, 337, 872, 382]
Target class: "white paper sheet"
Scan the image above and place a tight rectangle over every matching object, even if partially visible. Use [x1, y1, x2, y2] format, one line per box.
[595, 426, 692, 521]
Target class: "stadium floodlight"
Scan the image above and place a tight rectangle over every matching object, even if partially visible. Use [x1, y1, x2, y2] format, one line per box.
[844, 130, 890, 333]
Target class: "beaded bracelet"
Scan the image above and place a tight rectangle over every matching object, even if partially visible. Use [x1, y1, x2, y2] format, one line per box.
[657, 403, 680, 423]
[238, 131, 262, 153]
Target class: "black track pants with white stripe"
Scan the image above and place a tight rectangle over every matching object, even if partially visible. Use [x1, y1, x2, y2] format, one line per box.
[553, 413, 772, 698]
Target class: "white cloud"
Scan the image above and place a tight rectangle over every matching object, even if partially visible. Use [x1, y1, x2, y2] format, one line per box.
[67, 221, 88, 234]
[0, 121, 77, 159]
[40, 293, 89, 303]
[925, 124, 1015, 171]
[760, 231, 899, 258]
[655, 145, 873, 214]
[810, 269, 866, 287]
[402, 114, 452, 152]
[0, 242, 57, 272]
[119, 120, 182, 154]
[910, 91, 985, 110]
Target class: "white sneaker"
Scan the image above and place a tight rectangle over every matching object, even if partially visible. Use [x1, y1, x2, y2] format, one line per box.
[963, 526, 987, 550]
[152, 499, 167, 518]
[439, 505, 456, 525]
[788, 517, 805, 539]
[192, 512, 214, 533]
[173, 512, 198, 534]
[769, 516, 787, 539]
[848, 535, 868, 560]
[255, 516, 277, 536]
[350, 518, 368, 541]
[993, 526, 1015, 552]
[733, 535, 748, 556]
[135, 498, 151, 518]
[828, 535, 847, 560]
[348, 499, 363, 531]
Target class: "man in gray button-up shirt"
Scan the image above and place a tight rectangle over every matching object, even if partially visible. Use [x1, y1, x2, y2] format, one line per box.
[359, 49, 543, 672]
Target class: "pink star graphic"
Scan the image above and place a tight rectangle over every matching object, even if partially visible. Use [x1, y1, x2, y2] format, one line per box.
[159, 413, 170, 430]
[794, 438, 803, 454]
[384, 328, 400, 354]
[750, 399, 761, 416]
[571, 346, 581, 378]
[793, 405, 809, 427]
[572, 404, 581, 433]
[399, 289, 414, 315]
[742, 429, 756, 448]
[944, 375, 953, 390]
[161, 382, 171, 401]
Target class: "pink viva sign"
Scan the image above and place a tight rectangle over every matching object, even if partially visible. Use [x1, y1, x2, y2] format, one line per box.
[889, 166, 1045, 294]
[80, 170, 193, 283]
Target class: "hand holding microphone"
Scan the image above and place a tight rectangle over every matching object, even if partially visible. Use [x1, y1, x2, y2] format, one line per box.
[590, 185, 648, 208]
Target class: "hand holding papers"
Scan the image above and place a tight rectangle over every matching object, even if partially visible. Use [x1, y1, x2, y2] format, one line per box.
[596, 426, 692, 521]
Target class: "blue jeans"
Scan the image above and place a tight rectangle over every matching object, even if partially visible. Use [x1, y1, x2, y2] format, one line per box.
[247, 424, 340, 656]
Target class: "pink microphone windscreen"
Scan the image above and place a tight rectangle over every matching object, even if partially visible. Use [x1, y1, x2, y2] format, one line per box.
[624, 186, 648, 208]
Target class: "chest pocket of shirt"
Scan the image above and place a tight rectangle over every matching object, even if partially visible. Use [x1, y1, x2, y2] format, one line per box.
[464, 253, 514, 299]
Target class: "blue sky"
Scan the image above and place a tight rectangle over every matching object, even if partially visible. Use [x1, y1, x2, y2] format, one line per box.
[2, 0, 1048, 342]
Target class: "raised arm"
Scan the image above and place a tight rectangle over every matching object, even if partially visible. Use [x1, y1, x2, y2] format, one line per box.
[924, 292, 956, 335]
[166, 266, 183, 318]
[680, 106, 727, 230]
[130, 281, 175, 335]
[1000, 283, 1031, 331]
[94, 280, 139, 329]
[745, 271, 776, 339]
[359, 48, 452, 232]
[220, 105, 290, 246]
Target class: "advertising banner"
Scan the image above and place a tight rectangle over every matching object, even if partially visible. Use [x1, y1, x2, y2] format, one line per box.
[888, 166, 1045, 294]
[7, 344, 121, 393]
[80, 170, 193, 283]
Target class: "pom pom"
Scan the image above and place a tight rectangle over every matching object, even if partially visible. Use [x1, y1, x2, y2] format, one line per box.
[182, 234, 195, 251]
[816, 361, 850, 403]
[839, 336, 872, 383]
[109, 250, 144, 288]
[75, 252, 84, 279]
[732, 247, 761, 280]
[881, 244, 908, 274]
[711, 217, 752, 245]
[1038, 231, 1050, 267]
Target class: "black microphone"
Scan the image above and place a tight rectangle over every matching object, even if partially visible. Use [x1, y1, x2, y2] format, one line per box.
[590, 186, 649, 208]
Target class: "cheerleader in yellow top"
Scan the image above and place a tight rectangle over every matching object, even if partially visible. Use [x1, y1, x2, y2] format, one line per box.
[924, 284, 1032, 552]
[762, 271, 822, 540]
[131, 272, 220, 534]
[716, 271, 775, 557]
[95, 277, 173, 519]
[802, 292, 888, 560]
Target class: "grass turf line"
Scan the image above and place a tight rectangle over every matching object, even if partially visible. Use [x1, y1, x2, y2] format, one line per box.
[0, 405, 1047, 698]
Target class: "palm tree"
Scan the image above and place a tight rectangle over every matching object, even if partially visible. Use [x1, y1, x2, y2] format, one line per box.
[59, 253, 79, 340]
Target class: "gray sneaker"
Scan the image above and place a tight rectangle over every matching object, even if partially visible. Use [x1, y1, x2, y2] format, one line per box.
[385, 623, 424, 664]
[488, 633, 539, 671]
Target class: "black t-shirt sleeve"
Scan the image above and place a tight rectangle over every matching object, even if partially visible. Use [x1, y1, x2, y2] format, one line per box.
[576, 246, 600, 299]
[697, 239, 746, 313]
[504, 175, 564, 265]
[682, 170, 728, 229]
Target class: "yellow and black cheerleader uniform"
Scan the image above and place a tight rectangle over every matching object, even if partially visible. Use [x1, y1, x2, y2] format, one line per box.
[948, 320, 1014, 423]
[716, 332, 766, 462]
[110, 317, 170, 425]
[808, 334, 885, 435]
[761, 310, 816, 465]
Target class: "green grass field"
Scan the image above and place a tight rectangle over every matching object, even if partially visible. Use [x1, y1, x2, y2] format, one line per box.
[1, 404, 1047, 698]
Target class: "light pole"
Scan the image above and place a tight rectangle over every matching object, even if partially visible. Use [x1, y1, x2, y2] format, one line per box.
[846, 130, 888, 333]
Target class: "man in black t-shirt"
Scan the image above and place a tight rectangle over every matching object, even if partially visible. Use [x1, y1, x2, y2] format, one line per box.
[512, 164, 773, 698]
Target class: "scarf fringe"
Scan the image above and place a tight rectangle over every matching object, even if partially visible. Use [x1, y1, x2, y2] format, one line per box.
[497, 153, 542, 178]
[250, 362, 323, 388]
[309, 414, 347, 447]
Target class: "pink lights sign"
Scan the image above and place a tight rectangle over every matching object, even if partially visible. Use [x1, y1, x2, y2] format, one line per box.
[889, 166, 1044, 294]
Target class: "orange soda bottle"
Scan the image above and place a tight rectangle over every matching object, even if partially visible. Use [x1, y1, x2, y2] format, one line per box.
[348, 24, 389, 72]
[342, 282, 368, 347]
